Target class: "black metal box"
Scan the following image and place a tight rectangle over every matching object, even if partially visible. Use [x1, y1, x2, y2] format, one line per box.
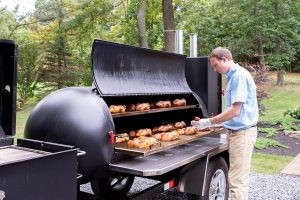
[0, 138, 78, 200]
[0, 39, 17, 146]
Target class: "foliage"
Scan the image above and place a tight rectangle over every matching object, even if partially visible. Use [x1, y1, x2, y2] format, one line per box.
[255, 137, 288, 150]
[17, 39, 39, 105]
[0, 8, 17, 38]
[251, 153, 293, 175]
[279, 117, 300, 131]
[258, 127, 277, 137]
[284, 106, 300, 120]
[2, 0, 300, 92]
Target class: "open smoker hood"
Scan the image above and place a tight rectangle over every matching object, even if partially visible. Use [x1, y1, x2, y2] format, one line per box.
[91, 40, 192, 96]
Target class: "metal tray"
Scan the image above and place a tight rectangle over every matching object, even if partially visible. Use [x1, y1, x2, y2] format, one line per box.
[111, 137, 227, 176]
[115, 128, 223, 156]
[112, 105, 197, 118]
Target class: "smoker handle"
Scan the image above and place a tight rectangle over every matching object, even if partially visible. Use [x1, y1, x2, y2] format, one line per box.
[77, 150, 86, 157]
[77, 174, 83, 180]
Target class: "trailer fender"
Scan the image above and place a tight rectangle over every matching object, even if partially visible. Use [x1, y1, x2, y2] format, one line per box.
[178, 156, 208, 195]
[178, 150, 229, 196]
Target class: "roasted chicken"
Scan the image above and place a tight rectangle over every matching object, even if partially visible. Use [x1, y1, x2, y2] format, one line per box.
[172, 98, 187, 107]
[174, 121, 186, 129]
[115, 133, 129, 143]
[161, 131, 180, 141]
[136, 128, 152, 137]
[109, 105, 126, 114]
[127, 136, 157, 149]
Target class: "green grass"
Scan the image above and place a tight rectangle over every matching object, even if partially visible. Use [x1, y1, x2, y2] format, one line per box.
[15, 102, 35, 143]
[259, 87, 300, 124]
[251, 153, 293, 174]
[258, 127, 277, 137]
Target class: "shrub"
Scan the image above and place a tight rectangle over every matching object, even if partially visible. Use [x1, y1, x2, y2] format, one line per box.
[284, 107, 300, 120]
[255, 138, 288, 150]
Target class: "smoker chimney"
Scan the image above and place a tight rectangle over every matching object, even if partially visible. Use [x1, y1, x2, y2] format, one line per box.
[175, 30, 184, 54]
[190, 34, 197, 57]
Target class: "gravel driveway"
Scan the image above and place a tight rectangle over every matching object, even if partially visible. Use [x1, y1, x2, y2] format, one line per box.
[81, 172, 300, 200]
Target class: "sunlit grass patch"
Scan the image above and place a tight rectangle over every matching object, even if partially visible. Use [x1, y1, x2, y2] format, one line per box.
[251, 153, 293, 175]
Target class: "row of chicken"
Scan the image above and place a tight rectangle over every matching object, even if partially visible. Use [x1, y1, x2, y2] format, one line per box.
[109, 98, 187, 114]
[116, 121, 202, 149]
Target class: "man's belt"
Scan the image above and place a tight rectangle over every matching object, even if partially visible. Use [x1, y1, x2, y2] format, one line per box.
[227, 124, 257, 133]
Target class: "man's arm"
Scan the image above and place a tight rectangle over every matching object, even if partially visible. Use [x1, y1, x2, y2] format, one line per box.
[210, 102, 242, 125]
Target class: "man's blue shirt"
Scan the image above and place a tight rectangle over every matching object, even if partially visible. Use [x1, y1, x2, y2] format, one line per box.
[223, 63, 258, 130]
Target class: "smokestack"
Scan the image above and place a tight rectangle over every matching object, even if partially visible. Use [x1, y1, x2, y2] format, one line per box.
[190, 34, 197, 57]
[175, 30, 184, 54]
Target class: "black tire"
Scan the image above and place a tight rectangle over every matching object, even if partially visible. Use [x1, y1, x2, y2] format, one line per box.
[91, 173, 135, 199]
[187, 156, 229, 200]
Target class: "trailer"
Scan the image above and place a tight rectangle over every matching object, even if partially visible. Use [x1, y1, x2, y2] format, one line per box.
[1, 39, 229, 200]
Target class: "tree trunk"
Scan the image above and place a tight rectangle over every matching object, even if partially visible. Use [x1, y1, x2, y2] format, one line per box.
[274, 0, 285, 85]
[137, 0, 148, 48]
[277, 70, 284, 85]
[162, 0, 175, 53]
[253, 0, 265, 72]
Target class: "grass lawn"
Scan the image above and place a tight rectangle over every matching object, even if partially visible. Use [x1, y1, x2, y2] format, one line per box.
[15, 103, 35, 142]
[251, 153, 293, 175]
[259, 72, 300, 123]
[250, 72, 300, 174]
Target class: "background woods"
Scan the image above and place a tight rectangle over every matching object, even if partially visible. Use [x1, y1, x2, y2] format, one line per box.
[0, 0, 300, 105]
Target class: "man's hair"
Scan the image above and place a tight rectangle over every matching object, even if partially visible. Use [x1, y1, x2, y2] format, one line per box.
[209, 47, 233, 61]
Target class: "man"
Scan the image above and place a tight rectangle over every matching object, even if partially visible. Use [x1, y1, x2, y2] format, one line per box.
[192, 47, 258, 200]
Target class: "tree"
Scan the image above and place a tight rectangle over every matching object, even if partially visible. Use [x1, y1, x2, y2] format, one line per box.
[17, 39, 39, 104]
[0, 7, 17, 39]
[137, 0, 148, 48]
[41, 0, 76, 88]
[162, 0, 175, 52]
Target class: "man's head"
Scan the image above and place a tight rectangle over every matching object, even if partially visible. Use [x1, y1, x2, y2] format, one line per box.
[209, 47, 234, 74]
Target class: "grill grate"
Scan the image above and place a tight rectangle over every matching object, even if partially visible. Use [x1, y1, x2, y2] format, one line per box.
[0, 146, 50, 165]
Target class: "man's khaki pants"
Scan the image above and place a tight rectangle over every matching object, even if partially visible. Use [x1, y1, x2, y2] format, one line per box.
[227, 127, 257, 200]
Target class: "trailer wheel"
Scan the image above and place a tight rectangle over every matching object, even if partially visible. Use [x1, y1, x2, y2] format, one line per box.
[91, 173, 135, 199]
[187, 156, 229, 200]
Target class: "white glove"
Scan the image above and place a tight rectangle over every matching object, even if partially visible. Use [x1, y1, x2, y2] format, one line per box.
[191, 118, 212, 130]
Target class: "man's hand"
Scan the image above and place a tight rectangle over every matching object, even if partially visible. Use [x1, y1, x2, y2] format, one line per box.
[191, 118, 212, 130]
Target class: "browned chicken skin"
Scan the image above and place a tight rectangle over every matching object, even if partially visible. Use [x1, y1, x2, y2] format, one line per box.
[153, 133, 162, 141]
[161, 131, 180, 141]
[174, 121, 186, 129]
[135, 103, 150, 111]
[158, 124, 174, 132]
[127, 136, 157, 148]
[155, 100, 171, 108]
[136, 128, 152, 137]
[115, 133, 129, 143]
[175, 128, 185, 135]
[128, 131, 136, 138]
[172, 98, 187, 107]
[109, 105, 126, 114]
[126, 104, 136, 111]
[184, 126, 198, 135]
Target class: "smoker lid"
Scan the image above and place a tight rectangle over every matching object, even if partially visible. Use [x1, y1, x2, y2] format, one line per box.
[91, 40, 192, 96]
[0, 39, 17, 137]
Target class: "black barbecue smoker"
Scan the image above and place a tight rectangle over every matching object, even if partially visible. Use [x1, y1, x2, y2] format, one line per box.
[24, 40, 229, 200]
[0, 39, 80, 200]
